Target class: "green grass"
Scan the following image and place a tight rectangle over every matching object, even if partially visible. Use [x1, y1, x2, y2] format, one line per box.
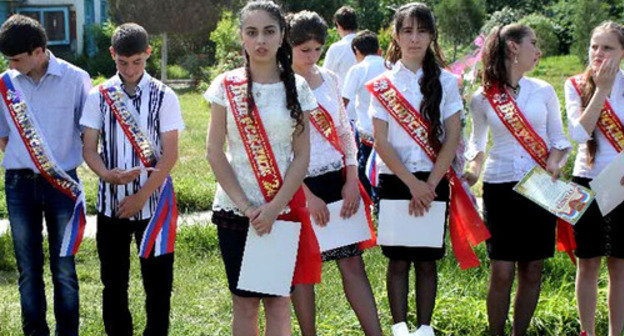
[0, 227, 614, 335]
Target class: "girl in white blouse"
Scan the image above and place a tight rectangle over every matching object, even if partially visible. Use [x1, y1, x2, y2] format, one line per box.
[564, 21, 624, 336]
[464, 24, 571, 336]
[286, 11, 382, 336]
[369, 3, 462, 336]
[205, 1, 317, 335]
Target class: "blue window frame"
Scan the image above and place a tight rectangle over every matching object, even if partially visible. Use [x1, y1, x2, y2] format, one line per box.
[17, 7, 70, 45]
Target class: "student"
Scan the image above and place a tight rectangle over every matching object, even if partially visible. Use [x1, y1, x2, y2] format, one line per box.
[81, 23, 184, 336]
[464, 24, 571, 336]
[0, 14, 91, 336]
[205, 1, 321, 335]
[564, 21, 624, 336]
[342, 30, 386, 197]
[286, 10, 382, 336]
[368, 3, 465, 336]
[323, 6, 358, 85]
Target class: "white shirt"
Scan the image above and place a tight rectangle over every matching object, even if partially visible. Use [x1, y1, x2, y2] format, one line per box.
[0, 52, 92, 171]
[80, 72, 185, 220]
[323, 33, 357, 85]
[342, 55, 386, 136]
[467, 77, 572, 183]
[309, 67, 357, 177]
[204, 69, 317, 215]
[565, 70, 624, 179]
[369, 61, 464, 174]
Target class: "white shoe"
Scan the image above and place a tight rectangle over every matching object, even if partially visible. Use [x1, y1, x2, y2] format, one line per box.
[391, 322, 411, 336]
[412, 325, 435, 336]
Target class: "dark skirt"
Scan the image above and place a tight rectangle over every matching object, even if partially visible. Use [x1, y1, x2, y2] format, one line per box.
[483, 182, 557, 262]
[377, 172, 450, 262]
[572, 176, 624, 259]
[304, 169, 363, 262]
[212, 211, 284, 298]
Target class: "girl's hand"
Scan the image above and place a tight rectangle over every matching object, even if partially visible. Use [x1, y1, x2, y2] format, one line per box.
[249, 203, 281, 236]
[463, 170, 480, 187]
[340, 178, 361, 219]
[545, 154, 562, 181]
[593, 57, 619, 93]
[308, 194, 330, 227]
[407, 179, 436, 217]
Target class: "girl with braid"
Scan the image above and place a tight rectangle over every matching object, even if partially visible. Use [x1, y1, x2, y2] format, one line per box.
[205, 1, 319, 335]
[564, 21, 624, 336]
[368, 3, 463, 336]
[286, 10, 382, 336]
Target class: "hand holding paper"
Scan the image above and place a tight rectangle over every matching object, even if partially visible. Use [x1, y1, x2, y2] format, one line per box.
[589, 151, 624, 216]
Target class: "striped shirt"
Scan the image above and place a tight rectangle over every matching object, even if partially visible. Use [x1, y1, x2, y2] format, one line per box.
[80, 72, 184, 220]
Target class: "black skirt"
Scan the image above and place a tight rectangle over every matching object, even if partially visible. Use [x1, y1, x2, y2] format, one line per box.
[572, 176, 624, 259]
[304, 169, 363, 262]
[377, 172, 450, 262]
[483, 182, 557, 261]
[212, 211, 285, 298]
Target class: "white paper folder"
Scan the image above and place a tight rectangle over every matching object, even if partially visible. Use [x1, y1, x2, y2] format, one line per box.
[377, 200, 447, 248]
[590, 151, 624, 216]
[237, 220, 301, 296]
[311, 200, 371, 252]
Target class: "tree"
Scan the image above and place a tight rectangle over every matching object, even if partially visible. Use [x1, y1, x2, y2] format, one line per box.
[435, 0, 485, 62]
[108, 0, 232, 80]
[570, 0, 610, 64]
[518, 14, 560, 57]
[480, 6, 521, 35]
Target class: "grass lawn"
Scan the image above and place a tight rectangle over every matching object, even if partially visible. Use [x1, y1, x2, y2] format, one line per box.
[0, 55, 612, 335]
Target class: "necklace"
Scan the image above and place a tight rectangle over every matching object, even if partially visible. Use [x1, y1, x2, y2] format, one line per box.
[506, 82, 520, 96]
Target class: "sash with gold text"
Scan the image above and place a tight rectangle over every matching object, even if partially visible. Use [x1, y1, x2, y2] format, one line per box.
[223, 70, 321, 285]
[484, 84, 576, 262]
[569, 75, 624, 153]
[99, 83, 178, 259]
[367, 75, 490, 270]
[0, 73, 86, 257]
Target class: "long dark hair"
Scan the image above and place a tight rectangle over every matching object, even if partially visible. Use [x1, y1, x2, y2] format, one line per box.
[579, 21, 624, 166]
[481, 23, 532, 91]
[385, 2, 446, 150]
[239, 1, 304, 133]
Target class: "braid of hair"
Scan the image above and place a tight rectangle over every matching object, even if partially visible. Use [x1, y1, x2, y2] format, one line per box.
[244, 51, 256, 116]
[276, 38, 304, 134]
[420, 43, 444, 151]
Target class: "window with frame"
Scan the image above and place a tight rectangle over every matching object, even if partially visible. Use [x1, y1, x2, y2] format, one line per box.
[17, 7, 70, 45]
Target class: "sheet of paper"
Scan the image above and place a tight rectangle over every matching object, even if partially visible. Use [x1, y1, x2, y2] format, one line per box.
[377, 200, 446, 248]
[589, 151, 624, 216]
[514, 166, 595, 225]
[311, 200, 371, 252]
[237, 220, 301, 296]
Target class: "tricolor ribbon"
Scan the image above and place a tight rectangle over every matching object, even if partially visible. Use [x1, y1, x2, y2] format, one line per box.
[0, 73, 87, 257]
[99, 84, 178, 258]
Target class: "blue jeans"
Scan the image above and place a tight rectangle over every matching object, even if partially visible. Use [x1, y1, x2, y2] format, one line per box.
[6, 169, 80, 336]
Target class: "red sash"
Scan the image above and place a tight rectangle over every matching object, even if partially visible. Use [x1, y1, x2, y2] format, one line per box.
[569, 76, 624, 152]
[484, 84, 577, 262]
[310, 104, 377, 249]
[367, 75, 490, 270]
[223, 70, 321, 285]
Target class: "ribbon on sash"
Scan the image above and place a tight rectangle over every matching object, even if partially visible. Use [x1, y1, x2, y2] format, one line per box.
[310, 104, 377, 250]
[367, 75, 490, 270]
[99, 84, 178, 258]
[223, 70, 322, 285]
[483, 84, 577, 263]
[0, 73, 87, 257]
[569, 76, 624, 152]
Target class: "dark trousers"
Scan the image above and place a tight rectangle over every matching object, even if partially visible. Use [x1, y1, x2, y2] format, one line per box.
[96, 214, 174, 336]
[6, 169, 80, 336]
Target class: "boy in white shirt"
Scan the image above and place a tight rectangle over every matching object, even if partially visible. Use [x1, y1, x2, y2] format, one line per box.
[342, 30, 385, 197]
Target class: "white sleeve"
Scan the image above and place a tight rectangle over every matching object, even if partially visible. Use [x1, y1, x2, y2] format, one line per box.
[0, 103, 10, 137]
[465, 93, 489, 160]
[564, 79, 592, 143]
[297, 79, 318, 112]
[342, 66, 360, 101]
[545, 85, 571, 151]
[79, 90, 104, 130]
[442, 74, 463, 119]
[160, 88, 185, 133]
[323, 44, 339, 74]
[204, 73, 227, 107]
[369, 91, 389, 122]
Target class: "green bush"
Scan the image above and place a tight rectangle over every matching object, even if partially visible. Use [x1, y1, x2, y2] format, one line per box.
[377, 26, 392, 57]
[208, 10, 244, 82]
[544, 0, 575, 55]
[480, 6, 521, 35]
[518, 14, 560, 57]
[570, 0, 611, 64]
[0, 57, 7, 73]
[167, 64, 191, 79]
[435, 0, 485, 62]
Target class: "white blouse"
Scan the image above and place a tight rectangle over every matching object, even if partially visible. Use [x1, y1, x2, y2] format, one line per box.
[204, 69, 318, 215]
[369, 61, 464, 175]
[565, 70, 624, 179]
[308, 67, 357, 177]
[467, 77, 572, 183]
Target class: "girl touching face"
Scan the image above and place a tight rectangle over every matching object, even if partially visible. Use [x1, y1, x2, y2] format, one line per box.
[240, 9, 284, 63]
[589, 30, 624, 73]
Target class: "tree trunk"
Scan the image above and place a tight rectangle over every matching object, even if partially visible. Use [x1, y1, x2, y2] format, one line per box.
[161, 32, 168, 81]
